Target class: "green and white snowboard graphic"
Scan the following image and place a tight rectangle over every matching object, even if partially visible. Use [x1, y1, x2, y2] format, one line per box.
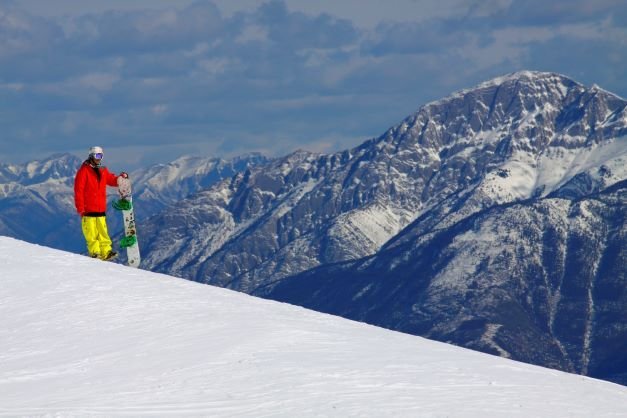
[114, 176, 140, 268]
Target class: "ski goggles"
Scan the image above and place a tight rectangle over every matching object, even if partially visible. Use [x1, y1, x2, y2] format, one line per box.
[92, 152, 104, 159]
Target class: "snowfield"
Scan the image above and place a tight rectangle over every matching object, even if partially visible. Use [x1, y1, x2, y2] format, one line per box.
[1, 237, 626, 417]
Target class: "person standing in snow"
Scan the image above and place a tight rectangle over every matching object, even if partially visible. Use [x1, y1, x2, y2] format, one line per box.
[74, 146, 127, 260]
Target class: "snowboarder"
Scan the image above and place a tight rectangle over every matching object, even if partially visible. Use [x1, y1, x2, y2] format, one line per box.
[74, 146, 127, 260]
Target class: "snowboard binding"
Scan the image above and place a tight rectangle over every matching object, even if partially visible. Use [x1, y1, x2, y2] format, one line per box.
[120, 235, 137, 248]
[113, 199, 133, 211]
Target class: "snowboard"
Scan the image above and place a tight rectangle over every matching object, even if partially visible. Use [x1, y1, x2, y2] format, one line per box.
[114, 175, 141, 268]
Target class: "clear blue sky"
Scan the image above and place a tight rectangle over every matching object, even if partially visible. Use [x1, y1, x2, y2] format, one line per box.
[1, 0, 626, 169]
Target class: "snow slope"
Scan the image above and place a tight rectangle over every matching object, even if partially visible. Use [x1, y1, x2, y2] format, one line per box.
[1, 237, 626, 417]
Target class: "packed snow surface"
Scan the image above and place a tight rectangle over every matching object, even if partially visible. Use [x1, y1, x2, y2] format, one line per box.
[1, 237, 626, 417]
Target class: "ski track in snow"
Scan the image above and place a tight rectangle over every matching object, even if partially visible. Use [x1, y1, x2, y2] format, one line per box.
[1, 237, 627, 417]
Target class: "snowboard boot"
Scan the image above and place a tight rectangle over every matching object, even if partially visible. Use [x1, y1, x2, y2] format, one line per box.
[102, 250, 118, 261]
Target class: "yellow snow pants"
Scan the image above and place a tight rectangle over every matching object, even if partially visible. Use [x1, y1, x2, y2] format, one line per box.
[81, 216, 113, 258]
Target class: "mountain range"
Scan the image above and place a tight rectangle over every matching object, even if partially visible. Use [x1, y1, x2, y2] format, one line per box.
[1, 71, 625, 385]
[142, 71, 626, 291]
[0, 153, 267, 253]
[0, 153, 84, 252]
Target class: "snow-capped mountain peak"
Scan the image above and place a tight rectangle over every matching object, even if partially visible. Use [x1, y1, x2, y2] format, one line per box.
[0, 153, 81, 185]
[380, 71, 627, 207]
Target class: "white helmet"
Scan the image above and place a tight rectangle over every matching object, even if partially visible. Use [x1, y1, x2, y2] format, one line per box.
[89, 146, 104, 159]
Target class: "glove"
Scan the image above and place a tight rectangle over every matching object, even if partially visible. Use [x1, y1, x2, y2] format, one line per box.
[119, 172, 129, 179]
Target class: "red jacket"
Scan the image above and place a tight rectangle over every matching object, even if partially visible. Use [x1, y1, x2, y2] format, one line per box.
[74, 161, 118, 216]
